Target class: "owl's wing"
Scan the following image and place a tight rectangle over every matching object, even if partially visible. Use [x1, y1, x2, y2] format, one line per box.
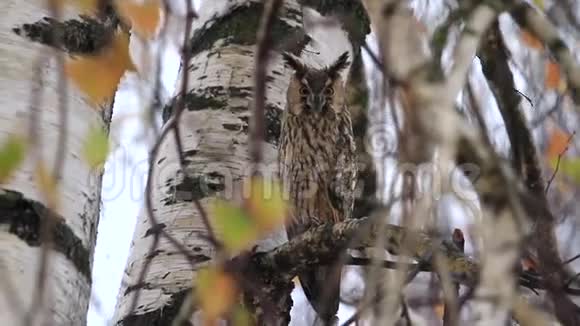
[277, 116, 288, 182]
[327, 112, 357, 221]
[278, 114, 305, 238]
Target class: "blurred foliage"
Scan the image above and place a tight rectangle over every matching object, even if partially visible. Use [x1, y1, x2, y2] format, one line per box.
[211, 177, 288, 252]
[196, 267, 238, 325]
[82, 126, 110, 168]
[115, 0, 163, 39]
[0, 135, 26, 184]
[65, 32, 135, 105]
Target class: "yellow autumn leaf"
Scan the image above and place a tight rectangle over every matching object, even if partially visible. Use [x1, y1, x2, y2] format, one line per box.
[0, 135, 27, 184]
[115, 0, 163, 38]
[211, 199, 258, 252]
[65, 32, 135, 105]
[244, 177, 288, 232]
[55, 0, 98, 13]
[556, 159, 580, 185]
[197, 267, 238, 322]
[82, 127, 109, 168]
[35, 162, 59, 209]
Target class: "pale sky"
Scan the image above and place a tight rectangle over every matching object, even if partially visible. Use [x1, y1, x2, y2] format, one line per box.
[87, 31, 182, 326]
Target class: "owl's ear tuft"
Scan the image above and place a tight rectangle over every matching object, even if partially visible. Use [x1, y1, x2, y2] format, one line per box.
[282, 52, 306, 76]
[327, 52, 350, 78]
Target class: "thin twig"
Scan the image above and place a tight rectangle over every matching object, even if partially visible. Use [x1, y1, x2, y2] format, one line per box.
[128, 114, 202, 312]
[170, 0, 197, 168]
[531, 95, 563, 128]
[361, 42, 383, 71]
[545, 131, 575, 194]
[23, 48, 50, 326]
[250, 0, 284, 173]
[563, 253, 580, 266]
[509, 1, 580, 105]
[146, 0, 176, 138]
[193, 198, 219, 248]
[53, 43, 68, 181]
[345, 256, 428, 271]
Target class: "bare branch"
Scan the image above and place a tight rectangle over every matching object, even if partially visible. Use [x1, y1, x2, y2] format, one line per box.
[250, 0, 283, 173]
[509, 2, 580, 105]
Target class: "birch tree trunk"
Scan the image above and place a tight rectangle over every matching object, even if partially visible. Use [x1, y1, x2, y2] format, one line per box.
[113, 0, 368, 324]
[0, 2, 108, 325]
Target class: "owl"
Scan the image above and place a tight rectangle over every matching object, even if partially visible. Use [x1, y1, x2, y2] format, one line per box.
[278, 51, 357, 324]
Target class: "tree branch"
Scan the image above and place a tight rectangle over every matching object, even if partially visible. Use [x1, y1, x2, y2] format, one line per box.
[478, 21, 580, 325]
[509, 1, 580, 104]
[228, 215, 477, 290]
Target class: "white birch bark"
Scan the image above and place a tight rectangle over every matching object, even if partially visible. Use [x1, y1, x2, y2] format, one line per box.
[0, 1, 106, 325]
[113, 0, 353, 324]
[467, 209, 520, 325]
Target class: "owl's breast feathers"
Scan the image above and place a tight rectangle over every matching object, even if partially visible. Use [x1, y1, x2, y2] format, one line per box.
[278, 108, 357, 235]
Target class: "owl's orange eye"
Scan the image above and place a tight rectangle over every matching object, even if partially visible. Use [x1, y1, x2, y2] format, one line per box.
[299, 87, 309, 96]
[324, 87, 334, 96]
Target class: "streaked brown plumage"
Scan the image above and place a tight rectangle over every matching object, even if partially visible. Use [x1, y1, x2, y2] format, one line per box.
[278, 52, 357, 324]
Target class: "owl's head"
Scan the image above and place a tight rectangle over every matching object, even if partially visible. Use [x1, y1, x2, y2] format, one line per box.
[282, 52, 350, 116]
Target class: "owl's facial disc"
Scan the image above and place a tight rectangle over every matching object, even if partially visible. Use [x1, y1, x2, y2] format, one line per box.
[302, 74, 331, 113]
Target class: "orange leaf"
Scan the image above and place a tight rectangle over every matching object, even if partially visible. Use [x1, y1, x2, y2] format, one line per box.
[520, 30, 543, 50]
[56, 0, 98, 13]
[546, 128, 570, 161]
[545, 60, 562, 90]
[65, 32, 135, 105]
[115, 0, 163, 39]
[197, 267, 238, 323]
[434, 302, 445, 319]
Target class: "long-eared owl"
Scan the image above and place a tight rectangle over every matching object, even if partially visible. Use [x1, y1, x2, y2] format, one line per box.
[278, 51, 357, 324]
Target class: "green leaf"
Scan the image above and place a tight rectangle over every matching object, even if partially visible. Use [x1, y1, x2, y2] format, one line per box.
[232, 305, 253, 326]
[533, 0, 544, 10]
[82, 127, 109, 168]
[555, 158, 580, 185]
[211, 200, 258, 252]
[0, 135, 27, 183]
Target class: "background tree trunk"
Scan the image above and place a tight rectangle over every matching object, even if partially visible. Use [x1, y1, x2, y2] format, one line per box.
[112, 0, 369, 324]
[0, 1, 108, 325]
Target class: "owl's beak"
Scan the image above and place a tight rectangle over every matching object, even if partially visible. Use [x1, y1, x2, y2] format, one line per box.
[307, 94, 325, 113]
